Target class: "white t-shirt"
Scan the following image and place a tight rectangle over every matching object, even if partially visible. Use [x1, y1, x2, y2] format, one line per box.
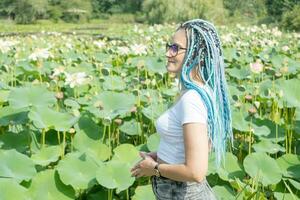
[155, 88, 209, 164]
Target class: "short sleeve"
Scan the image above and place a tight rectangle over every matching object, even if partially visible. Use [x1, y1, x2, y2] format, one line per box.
[178, 90, 208, 126]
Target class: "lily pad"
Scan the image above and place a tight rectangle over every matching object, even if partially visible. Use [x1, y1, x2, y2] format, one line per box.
[102, 75, 126, 91]
[276, 154, 300, 179]
[142, 102, 168, 121]
[111, 143, 140, 166]
[28, 106, 78, 131]
[275, 78, 300, 108]
[132, 184, 156, 200]
[119, 119, 142, 136]
[8, 85, 56, 109]
[0, 106, 29, 126]
[73, 131, 111, 164]
[217, 152, 245, 181]
[0, 179, 30, 200]
[89, 91, 136, 119]
[146, 133, 160, 152]
[28, 169, 75, 200]
[253, 140, 285, 154]
[31, 145, 61, 166]
[0, 149, 36, 183]
[56, 152, 99, 191]
[243, 152, 282, 186]
[96, 160, 135, 193]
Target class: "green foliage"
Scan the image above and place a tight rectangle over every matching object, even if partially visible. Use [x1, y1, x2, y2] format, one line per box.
[141, 0, 227, 24]
[60, 0, 92, 23]
[281, 4, 300, 31]
[13, 0, 48, 24]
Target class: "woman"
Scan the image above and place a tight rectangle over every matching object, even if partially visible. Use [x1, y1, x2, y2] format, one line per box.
[130, 19, 234, 200]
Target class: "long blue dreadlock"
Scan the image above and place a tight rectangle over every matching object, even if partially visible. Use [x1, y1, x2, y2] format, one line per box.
[177, 19, 234, 169]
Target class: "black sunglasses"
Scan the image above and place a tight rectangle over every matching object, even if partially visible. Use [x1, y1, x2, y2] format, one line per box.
[166, 43, 187, 57]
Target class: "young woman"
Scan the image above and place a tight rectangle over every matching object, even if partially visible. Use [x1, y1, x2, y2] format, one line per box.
[130, 19, 234, 200]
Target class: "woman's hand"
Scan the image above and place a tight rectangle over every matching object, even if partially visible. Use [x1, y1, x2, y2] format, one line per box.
[130, 151, 157, 178]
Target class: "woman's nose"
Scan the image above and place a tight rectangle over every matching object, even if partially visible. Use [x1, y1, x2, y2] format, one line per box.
[165, 49, 172, 58]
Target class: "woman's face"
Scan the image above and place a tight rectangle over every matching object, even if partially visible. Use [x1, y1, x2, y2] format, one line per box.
[165, 28, 187, 74]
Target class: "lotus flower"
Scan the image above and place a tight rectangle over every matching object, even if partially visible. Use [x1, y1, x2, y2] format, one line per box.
[130, 44, 147, 55]
[250, 59, 263, 74]
[65, 72, 89, 88]
[29, 48, 52, 61]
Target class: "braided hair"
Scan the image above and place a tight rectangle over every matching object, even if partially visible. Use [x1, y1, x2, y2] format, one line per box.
[177, 19, 234, 169]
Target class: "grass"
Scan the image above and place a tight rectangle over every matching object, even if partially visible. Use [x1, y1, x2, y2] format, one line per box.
[0, 14, 149, 39]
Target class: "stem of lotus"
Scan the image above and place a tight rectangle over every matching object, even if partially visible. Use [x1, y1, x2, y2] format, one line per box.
[42, 128, 46, 148]
[57, 130, 60, 144]
[62, 131, 66, 158]
[102, 125, 106, 143]
[108, 124, 111, 149]
[126, 188, 129, 200]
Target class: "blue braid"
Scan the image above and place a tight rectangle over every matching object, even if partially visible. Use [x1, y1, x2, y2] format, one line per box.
[177, 19, 234, 169]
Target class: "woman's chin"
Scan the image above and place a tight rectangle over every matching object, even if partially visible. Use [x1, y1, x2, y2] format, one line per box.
[166, 65, 179, 74]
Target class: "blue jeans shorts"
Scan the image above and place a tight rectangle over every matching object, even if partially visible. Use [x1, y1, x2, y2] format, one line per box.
[151, 175, 218, 200]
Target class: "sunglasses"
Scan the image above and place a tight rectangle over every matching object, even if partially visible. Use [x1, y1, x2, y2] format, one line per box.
[166, 43, 187, 57]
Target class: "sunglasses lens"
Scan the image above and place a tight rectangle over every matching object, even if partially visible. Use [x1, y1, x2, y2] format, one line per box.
[166, 43, 178, 56]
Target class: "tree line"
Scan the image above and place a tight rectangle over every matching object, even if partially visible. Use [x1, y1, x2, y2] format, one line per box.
[0, 0, 299, 31]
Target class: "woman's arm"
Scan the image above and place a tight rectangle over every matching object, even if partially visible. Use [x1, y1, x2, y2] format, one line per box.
[157, 122, 209, 183]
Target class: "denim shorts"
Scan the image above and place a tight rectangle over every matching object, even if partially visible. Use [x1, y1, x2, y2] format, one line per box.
[151, 175, 218, 200]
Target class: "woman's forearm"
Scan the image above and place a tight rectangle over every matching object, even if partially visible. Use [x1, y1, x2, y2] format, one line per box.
[157, 163, 197, 182]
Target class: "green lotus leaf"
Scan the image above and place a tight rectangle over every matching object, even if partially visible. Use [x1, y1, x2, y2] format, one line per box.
[275, 78, 300, 108]
[0, 131, 29, 153]
[96, 160, 135, 193]
[270, 54, 286, 69]
[0, 149, 36, 183]
[227, 67, 250, 80]
[132, 184, 156, 200]
[119, 119, 142, 136]
[8, 85, 56, 109]
[243, 152, 282, 186]
[89, 91, 136, 119]
[223, 47, 238, 62]
[0, 106, 29, 126]
[146, 133, 160, 152]
[56, 152, 99, 191]
[253, 118, 285, 142]
[212, 185, 236, 200]
[111, 143, 140, 166]
[274, 192, 299, 200]
[102, 75, 126, 91]
[0, 90, 10, 103]
[144, 56, 167, 74]
[217, 152, 245, 181]
[251, 124, 271, 137]
[276, 154, 300, 179]
[74, 115, 103, 140]
[73, 131, 111, 164]
[0, 179, 30, 200]
[288, 178, 300, 190]
[253, 140, 285, 154]
[142, 102, 168, 121]
[64, 98, 80, 109]
[28, 106, 78, 131]
[28, 169, 75, 200]
[231, 109, 249, 132]
[31, 145, 61, 166]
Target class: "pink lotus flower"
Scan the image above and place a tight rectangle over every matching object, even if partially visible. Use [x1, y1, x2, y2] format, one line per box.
[250, 59, 264, 74]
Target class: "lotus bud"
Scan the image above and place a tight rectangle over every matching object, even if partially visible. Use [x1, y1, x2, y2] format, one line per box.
[69, 128, 76, 134]
[130, 106, 137, 113]
[93, 100, 103, 110]
[245, 94, 253, 101]
[55, 91, 64, 100]
[254, 101, 260, 109]
[234, 102, 242, 108]
[114, 118, 122, 125]
[248, 107, 257, 114]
